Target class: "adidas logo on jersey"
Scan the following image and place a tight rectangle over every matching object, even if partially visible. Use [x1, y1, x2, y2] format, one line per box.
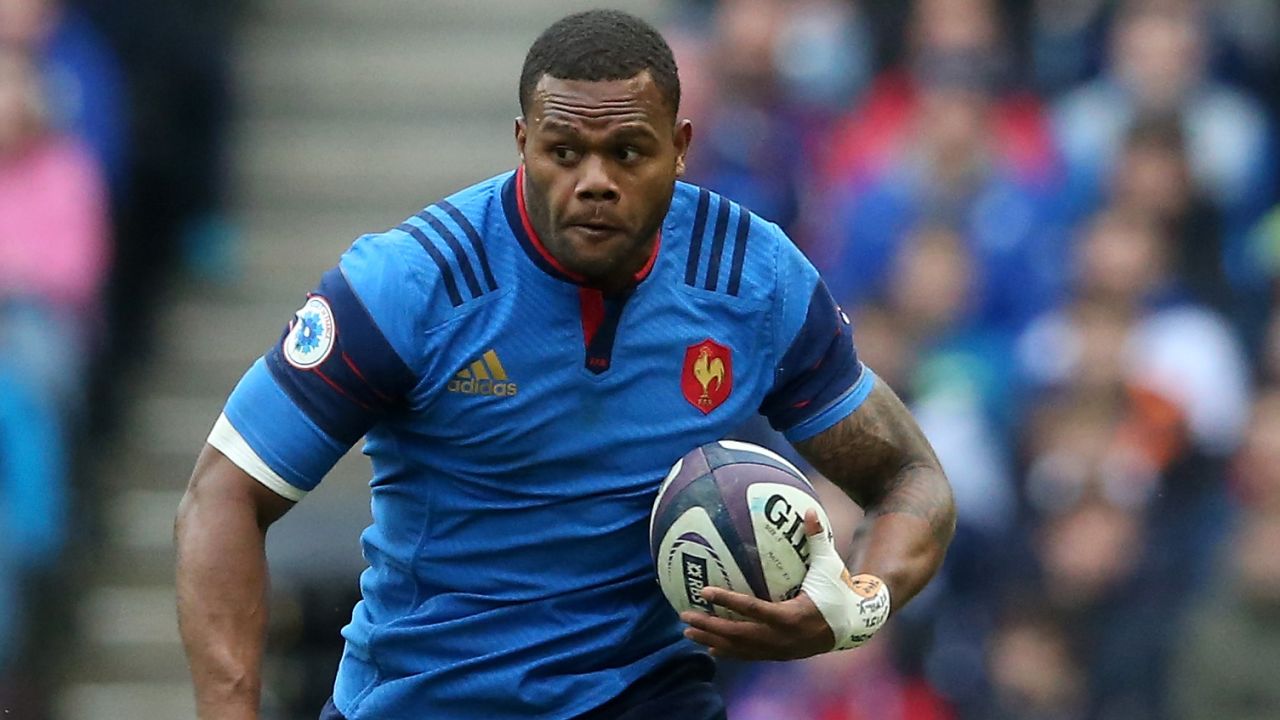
[448, 349, 517, 397]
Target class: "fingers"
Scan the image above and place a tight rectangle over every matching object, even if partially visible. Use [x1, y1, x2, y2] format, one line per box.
[698, 587, 784, 623]
[679, 610, 763, 659]
[682, 626, 729, 657]
[679, 590, 834, 661]
[803, 507, 840, 563]
[685, 630, 783, 661]
[804, 507, 825, 537]
[680, 616, 803, 661]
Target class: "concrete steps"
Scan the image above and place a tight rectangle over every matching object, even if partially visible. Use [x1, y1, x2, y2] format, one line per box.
[233, 115, 516, 214]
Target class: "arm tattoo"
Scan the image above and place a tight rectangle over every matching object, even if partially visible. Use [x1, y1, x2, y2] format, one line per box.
[795, 381, 956, 546]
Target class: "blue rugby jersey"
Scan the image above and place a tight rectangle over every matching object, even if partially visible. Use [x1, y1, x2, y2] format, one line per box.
[208, 167, 876, 720]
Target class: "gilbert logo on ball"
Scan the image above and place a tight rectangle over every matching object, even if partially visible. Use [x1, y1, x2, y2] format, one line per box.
[650, 440, 832, 619]
[284, 296, 336, 370]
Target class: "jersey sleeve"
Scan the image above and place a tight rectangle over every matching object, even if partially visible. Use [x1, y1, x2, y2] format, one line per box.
[760, 234, 876, 442]
[208, 235, 421, 500]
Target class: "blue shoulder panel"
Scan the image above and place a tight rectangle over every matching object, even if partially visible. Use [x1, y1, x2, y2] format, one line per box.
[224, 249, 421, 492]
[265, 266, 417, 446]
[760, 229, 869, 440]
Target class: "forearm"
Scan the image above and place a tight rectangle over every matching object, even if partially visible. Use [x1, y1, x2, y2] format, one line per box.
[795, 380, 955, 612]
[846, 463, 953, 608]
[174, 478, 272, 719]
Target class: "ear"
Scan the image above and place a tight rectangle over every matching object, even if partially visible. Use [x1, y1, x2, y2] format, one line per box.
[515, 117, 528, 163]
[673, 119, 693, 178]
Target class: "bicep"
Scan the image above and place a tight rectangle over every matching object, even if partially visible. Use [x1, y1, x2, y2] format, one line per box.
[792, 379, 942, 508]
[183, 443, 296, 530]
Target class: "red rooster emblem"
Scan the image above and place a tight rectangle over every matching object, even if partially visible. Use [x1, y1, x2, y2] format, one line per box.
[682, 339, 733, 413]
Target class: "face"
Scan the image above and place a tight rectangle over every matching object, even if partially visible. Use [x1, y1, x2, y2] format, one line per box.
[988, 617, 1082, 713]
[1115, 11, 1203, 108]
[891, 226, 974, 333]
[913, 0, 998, 55]
[1040, 500, 1143, 608]
[918, 88, 991, 184]
[516, 72, 691, 291]
[1078, 214, 1167, 302]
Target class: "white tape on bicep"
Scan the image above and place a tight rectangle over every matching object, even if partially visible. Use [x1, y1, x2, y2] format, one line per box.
[801, 530, 891, 651]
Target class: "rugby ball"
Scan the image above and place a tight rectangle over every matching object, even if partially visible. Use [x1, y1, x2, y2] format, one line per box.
[649, 440, 831, 619]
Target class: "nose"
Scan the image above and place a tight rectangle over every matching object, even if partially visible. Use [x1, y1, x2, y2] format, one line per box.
[575, 155, 620, 203]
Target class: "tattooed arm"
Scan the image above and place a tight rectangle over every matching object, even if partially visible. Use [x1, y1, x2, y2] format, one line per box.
[680, 378, 954, 658]
[794, 379, 955, 609]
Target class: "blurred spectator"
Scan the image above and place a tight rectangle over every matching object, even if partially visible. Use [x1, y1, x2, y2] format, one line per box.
[820, 68, 1066, 332]
[823, 0, 1059, 190]
[1009, 205, 1251, 716]
[0, 42, 81, 692]
[1171, 389, 1280, 720]
[885, 225, 1018, 530]
[0, 43, 110, 409]
[1037, 497, 1165, 719]
[986, 604, 1087, 720]
[1107, 114, 1229, 310]
[600, 3, 1276, 720]
[1053, 0, 1275, 292]
[1018, 208, 1250, 458]
[680, 0, 872, 233]
[0, 0, 129, 196]
[682, 0, 800, 230]
[1012, 385, 1182, 719]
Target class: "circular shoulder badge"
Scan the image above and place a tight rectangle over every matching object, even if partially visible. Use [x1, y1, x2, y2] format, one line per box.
[283, 296, 336, 369]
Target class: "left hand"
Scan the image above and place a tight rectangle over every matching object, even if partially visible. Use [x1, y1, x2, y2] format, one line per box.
[680, 509, 892, 660]
[679, 510, 838, 661]
[679, 586, 836, 661]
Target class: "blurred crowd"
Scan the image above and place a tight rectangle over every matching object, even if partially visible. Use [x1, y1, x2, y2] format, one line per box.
[671, 0, 1280, 719]
[0, 0, 237, 708]
[5, 0, 1280, 718]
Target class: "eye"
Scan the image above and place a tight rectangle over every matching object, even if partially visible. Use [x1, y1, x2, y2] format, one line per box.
[553, 146, 579, 163]
[615, 146, 641, 163]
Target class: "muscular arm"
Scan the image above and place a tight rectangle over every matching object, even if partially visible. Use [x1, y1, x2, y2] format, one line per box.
[794, 379, 955, 609]
[175, 443, 295, 720]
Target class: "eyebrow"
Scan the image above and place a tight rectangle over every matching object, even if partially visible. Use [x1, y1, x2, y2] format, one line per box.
[538, 118, 582, 135]
[539, 118, 659, 142]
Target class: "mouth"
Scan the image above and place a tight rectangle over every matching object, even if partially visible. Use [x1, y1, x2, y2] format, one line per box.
[566, 221, 624, 241]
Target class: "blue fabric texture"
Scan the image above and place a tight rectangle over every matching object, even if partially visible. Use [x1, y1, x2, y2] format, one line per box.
[221, 172, 865, 719]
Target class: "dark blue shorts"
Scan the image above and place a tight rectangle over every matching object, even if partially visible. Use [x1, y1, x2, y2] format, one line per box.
[318, 654, 726, 720]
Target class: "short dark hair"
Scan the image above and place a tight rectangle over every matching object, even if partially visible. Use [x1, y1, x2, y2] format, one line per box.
[519, 10, 680, 118]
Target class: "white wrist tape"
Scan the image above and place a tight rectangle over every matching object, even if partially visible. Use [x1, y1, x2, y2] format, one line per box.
[801, 527, 891, 651]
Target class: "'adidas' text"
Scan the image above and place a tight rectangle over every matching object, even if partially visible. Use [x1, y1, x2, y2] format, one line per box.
[449, 349, 517, 397]
[448, 377, 518, 396]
